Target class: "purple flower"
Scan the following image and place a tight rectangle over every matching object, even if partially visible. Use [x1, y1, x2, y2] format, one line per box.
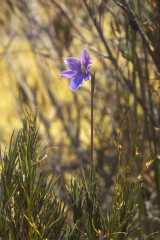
[61, 49, 92, 91]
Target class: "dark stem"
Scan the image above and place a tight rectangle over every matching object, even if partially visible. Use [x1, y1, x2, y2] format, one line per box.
[90, 73, 95, 166]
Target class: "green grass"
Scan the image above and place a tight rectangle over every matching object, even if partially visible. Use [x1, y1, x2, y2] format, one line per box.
[1, 117, 159, 239]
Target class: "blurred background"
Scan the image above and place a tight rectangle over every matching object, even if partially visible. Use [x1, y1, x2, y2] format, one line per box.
[0, 0, 116, 176]
[0, 0, 160, 233]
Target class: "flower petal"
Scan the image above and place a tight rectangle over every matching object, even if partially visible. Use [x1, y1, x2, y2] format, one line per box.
[80, 49, 91, 67]
[84, 71, 90, 81]
[61, 70, 76, 79]
[64, 57, 81, 71]
[69, 74, 84, 91]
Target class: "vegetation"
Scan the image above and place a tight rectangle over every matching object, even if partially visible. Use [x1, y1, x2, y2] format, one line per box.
[0, 116, 158, 239]
[0, 0, 160, 239]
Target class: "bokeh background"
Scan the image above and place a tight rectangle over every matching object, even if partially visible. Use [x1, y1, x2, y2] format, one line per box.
[0, 0, 116, 175]
[0, 0, 160, 235]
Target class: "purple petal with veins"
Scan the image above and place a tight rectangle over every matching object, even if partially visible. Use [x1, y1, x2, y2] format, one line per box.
[80, 49, 92, 67]
[64, 57, 81, 71]
[61, 70, 76, 79]
[69, 74, 84, 90]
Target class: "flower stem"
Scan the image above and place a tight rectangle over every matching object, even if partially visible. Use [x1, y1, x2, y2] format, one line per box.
[91, 73, 95, 166]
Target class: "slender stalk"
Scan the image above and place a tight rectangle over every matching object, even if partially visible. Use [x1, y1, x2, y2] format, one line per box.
[90, 73, 95, 166]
